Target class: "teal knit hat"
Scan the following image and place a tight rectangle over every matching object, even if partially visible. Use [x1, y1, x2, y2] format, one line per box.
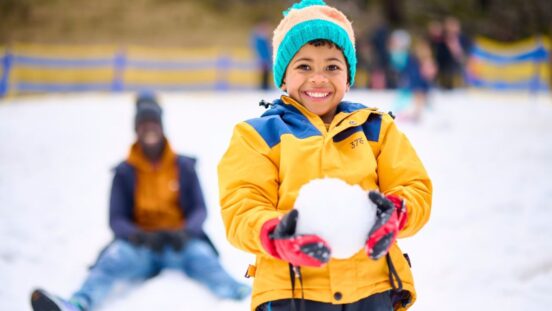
[272, 0, 357, 88]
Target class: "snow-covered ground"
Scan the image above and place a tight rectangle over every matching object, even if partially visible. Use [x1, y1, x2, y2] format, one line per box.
[1, 90, 551, 310]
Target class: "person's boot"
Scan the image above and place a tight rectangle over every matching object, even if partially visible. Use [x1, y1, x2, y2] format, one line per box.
[30, 288, 86, 311]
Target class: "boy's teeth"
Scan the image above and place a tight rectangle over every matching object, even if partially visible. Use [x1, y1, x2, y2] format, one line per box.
[306, 92, 329, 98]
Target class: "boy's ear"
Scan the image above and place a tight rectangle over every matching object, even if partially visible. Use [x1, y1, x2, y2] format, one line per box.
[280, 80, 287, 92]
[346, 82, 350, 92]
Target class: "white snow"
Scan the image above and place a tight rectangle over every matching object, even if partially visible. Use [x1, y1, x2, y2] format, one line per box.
[294, 178, 376, 259]
[1, 90, 551, 310]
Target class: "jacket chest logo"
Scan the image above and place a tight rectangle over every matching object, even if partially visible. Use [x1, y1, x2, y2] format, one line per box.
[350, 137, 365, 149]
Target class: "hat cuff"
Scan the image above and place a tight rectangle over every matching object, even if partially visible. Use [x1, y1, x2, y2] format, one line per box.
[273, 19, 356, 88]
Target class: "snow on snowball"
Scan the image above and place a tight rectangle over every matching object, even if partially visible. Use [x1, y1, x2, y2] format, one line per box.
[294, 178, 377, 259]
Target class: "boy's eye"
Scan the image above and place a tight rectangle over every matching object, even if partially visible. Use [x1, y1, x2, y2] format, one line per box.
[327, 64, 341, 71]
[295, 64, 310, 71]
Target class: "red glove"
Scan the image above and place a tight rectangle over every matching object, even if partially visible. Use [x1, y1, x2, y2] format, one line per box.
[365, 191, 407, 260]
[260, 209, 331, 267]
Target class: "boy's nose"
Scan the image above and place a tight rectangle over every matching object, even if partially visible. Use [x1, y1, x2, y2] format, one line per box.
[309, 72, 329, 84]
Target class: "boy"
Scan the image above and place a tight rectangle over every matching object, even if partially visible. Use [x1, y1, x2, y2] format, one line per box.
[218, 1, 432, 310]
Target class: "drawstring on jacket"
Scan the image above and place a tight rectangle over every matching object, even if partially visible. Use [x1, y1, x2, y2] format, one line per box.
[387, 253, 415, 308]
[259, 100, 273, 109]
[288, 264, 306, 311]
[386, 253, 403, 291]
[286, 255, 404, 311]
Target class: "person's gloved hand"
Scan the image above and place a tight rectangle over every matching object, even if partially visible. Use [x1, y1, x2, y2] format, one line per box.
[365, 191, 408, 260]
[260, 209, 331, 267]
[164, 230, 190, 252]
[129, 231, 168, 253]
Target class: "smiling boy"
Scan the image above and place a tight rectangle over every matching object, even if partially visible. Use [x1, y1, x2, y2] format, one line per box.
[218, 1, 432, 310]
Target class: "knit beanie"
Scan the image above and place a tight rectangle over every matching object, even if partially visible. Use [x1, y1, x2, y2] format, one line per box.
[272, 0, 357, 88]
[134, 92, 163, 129]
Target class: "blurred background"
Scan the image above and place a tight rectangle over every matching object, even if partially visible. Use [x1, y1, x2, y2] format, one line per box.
[1, 0, 551, 310]
[0, 0, 551, 95]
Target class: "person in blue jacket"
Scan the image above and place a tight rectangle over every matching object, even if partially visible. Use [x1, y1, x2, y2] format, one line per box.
[388, 30, 436, 122]
[251, 19, 273, 90]
[30, 93, 250, 311]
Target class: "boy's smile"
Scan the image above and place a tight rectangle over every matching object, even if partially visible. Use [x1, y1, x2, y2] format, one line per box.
[281, 43, 350, 124]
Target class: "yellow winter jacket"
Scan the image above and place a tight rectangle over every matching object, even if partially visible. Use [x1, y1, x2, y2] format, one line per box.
[218, 95, 432, 310]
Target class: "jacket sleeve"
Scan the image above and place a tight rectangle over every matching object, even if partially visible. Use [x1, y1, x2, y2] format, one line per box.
[180, 157, 207, 236]
[218, 122, 282, 255]
[109, 165, 140, 239]
[376, 114, 432, 238]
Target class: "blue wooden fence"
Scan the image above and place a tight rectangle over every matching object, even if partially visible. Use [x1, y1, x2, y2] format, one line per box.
[0, 44, 262, 97]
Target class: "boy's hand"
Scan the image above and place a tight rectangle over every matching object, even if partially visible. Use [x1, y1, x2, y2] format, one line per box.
[365, 191, 407, 260]
[260, 210, 331, 267]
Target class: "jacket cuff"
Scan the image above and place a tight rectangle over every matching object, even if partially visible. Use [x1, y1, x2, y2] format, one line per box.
[386, 194, 408, 231]
[259, 217, 280, 258]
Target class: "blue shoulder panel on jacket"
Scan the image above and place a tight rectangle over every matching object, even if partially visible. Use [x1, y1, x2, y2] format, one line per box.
[246, 100, 321, 148]
[362, 113, 382, 142]
[337, 101, 367, 113]
[333, 113, 382, 143]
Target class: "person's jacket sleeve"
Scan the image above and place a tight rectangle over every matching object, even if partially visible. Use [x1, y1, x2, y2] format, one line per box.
[376, 115, 432, 238]
[179, 156, 207, 236]
[109, 163, 140, 239]
[218, 122, 282, 256]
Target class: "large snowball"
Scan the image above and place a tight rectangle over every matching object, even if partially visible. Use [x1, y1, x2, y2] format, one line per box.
[294, 178, 377, 259]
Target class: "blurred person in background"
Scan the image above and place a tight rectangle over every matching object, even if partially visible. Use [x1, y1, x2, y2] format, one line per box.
[388, 29, 436, 122]
[412, 39, 438, 119]
[437, 17, 472, 89]
[366, 22, 393, 89]
[251, 19, 273, 90]
[30, 93, 251, 311]
[426, 20, 447, 80]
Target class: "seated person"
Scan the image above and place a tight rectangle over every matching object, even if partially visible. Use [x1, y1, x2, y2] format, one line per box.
[31, 93, 250, 311]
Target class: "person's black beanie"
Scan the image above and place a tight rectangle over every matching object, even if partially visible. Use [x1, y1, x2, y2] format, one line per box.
[135, 92, 163, 129]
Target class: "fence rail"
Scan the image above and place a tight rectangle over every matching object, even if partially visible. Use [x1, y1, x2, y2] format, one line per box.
[1, 37, 550, 97]
[0, 44, 263, 97]
[466, 36, 550, 91]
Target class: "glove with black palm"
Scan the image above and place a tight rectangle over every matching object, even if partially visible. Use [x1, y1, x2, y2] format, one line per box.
[260, 210, 331, 267]
[365, 191, 407, 260]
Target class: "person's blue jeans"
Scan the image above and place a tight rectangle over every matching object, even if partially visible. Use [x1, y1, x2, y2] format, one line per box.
[71, 238, 249, 309]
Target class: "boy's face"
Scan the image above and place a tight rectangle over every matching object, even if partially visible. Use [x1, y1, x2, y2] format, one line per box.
[281, 43, 349, 124]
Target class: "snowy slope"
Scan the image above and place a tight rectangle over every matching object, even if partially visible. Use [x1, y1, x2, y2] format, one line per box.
[1, 90, 551, 310]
